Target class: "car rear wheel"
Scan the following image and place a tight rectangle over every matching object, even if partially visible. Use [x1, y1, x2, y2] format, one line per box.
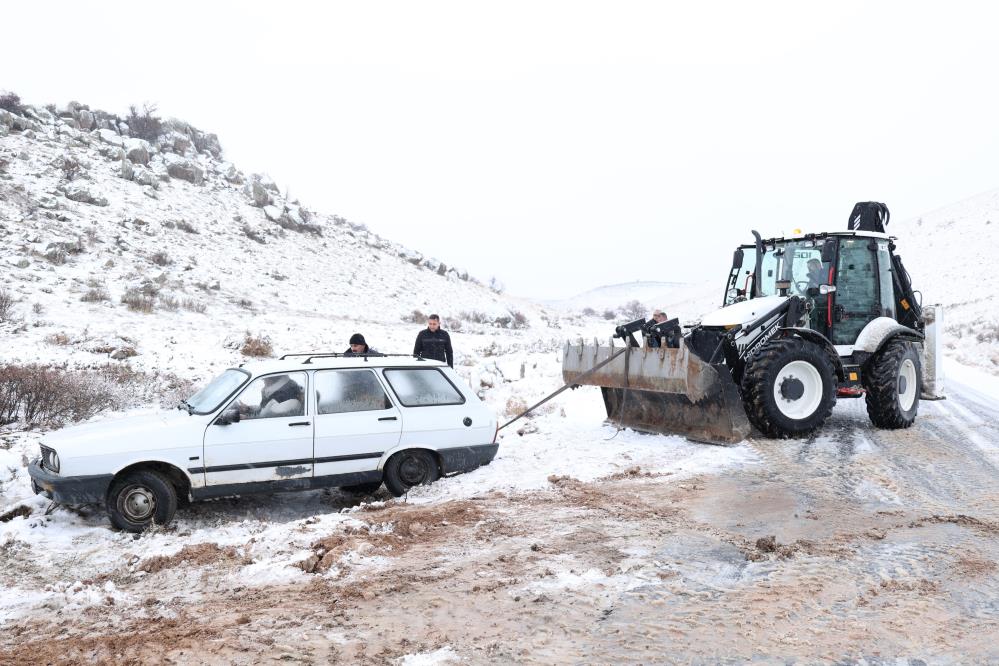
[107, 470, 177, 533]
[383, 450, 441, 497]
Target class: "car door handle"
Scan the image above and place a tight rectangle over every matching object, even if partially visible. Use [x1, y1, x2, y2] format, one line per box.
[378, 416, 398, 421]
[288, 421, 311, 427]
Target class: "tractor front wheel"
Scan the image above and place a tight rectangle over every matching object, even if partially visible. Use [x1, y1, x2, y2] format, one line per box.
[741, 337, 837, 438]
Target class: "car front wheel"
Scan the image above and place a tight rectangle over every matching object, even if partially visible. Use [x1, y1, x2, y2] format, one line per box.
[107, 470, 178, 533]
[383, 450, 441, 497]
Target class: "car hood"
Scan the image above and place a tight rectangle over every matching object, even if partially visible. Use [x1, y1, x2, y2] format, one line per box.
[43, 410, 208, 457]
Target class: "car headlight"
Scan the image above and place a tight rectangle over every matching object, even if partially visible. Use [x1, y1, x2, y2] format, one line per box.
[40, 445, 60, 473]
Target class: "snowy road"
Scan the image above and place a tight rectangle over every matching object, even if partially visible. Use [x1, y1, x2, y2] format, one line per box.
[2, 372, 998, 664]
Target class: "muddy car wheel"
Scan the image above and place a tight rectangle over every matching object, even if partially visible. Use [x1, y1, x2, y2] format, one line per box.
[384, 450, 441, 497]
[864, 339, 920, 429]
[107, 470, 177, 533]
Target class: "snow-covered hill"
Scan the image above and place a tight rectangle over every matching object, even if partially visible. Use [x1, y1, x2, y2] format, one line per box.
[0, 100, 565, 396]
[545, 280, 720, 322]
[893, 189, 999, 372]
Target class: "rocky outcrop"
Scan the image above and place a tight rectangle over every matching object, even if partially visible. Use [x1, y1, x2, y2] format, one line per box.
[162, 154, 204, 185]
[124, 138, 151, 165]
[63, 184, 109, 206]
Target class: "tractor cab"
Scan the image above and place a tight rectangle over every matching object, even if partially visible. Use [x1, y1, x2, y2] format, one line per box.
[723, 231, 917, 349]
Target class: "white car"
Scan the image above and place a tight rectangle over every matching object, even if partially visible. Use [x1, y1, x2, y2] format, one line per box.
[28, 353, 499, 532]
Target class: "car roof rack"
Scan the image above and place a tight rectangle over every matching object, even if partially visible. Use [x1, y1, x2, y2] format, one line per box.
[277, 352, 429, 365]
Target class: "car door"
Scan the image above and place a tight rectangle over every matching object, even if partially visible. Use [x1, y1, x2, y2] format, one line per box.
[313, 369, 402, 479]
[202, 371, 313, 487]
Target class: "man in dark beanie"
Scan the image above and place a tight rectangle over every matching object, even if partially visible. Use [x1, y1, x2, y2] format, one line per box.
[344, 333, 380, 356]
[413, 314, 453, 367]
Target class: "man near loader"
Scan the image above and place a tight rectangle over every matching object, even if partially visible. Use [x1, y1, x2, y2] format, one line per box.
[646, 308, 669, 348]
[413, 314, 454, 367]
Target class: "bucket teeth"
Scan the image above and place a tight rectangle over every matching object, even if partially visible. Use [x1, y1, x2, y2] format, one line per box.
[563, 341, 750, 446]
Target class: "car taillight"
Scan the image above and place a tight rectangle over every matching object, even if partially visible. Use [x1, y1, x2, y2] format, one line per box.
[40, 445, 60, 473]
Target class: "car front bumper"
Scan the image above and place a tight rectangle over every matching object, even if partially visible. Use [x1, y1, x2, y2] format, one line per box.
[28, 461, 114, 505]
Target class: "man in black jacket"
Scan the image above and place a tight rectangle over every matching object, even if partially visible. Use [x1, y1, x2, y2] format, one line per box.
[413, 314, 453, 367]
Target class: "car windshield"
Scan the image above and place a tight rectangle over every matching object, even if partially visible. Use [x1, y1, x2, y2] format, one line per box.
[185, 369, 249, 414]
[725, 238, 830, 305]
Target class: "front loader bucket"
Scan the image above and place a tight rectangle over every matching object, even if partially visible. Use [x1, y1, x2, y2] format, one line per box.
[562, 339, 751, 446]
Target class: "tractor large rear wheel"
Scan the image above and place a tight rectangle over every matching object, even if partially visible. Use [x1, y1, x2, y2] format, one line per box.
[741, 337, 837, 439]
[864, 339, 920, 429]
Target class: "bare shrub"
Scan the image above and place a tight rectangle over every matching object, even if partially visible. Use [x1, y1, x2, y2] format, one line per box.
[622, 300, 645, 320]
[494, 315, 512, 328]
[0, 92, 23, 114]
[236, 298, 253, 309]
[504, 396, 528, 417]
[403, 309, 426, 323]
[59, 154, 82, 181]
[45, 332, 71, 346]
[242, 224, 266, 244]
[126, 104, 164, 143]
[459, 310, 490, 324]
[159, 294, 179, 311]
[511, 311, 529, 329]
[582, 307, 597, 317]
[32, 302, 44, 316]
[182, 298, 207, 314]
[175, 220, 198, 234]
[150, 251, 171, 266]
[15, 259, 30, 269]
[0, 364, 121, 426]
[0, 289, 16, 322]
[121, 288, 155, 313]
[81, 286, 111, 303]
[449, 319, 463, 332]
[602, 309, 616, 320]
[241, 332, 273, 357]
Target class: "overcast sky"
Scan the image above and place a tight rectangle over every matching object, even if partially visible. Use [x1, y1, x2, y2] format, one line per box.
[5, 1, 999, 299]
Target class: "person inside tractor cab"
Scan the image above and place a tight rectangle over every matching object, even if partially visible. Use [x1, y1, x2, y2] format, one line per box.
[806, 258, 825, 289]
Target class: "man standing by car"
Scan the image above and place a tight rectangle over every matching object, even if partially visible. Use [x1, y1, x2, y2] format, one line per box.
[413, 314, 453, 367]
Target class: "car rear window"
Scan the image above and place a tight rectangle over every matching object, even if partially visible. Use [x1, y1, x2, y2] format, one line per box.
[383, 368, 465, 407]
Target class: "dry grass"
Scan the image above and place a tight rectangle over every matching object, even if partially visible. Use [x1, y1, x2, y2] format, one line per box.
[240, 332, 273, 357]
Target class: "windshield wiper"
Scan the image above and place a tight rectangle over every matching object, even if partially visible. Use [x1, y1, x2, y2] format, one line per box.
[178, 400, 193, 415]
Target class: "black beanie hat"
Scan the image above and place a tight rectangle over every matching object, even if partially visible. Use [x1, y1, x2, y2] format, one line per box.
[349, 333, 366, 345]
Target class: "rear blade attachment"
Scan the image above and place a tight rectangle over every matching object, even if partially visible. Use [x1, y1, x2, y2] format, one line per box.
[562, 338, 751, 446]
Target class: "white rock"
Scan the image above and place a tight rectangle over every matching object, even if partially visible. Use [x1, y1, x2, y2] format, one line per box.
[263, 205, 283, 221]
[95, 128, 123, 147]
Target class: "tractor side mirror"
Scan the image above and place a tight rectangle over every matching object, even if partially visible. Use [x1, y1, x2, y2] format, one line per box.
[216, 407, 241, 426]
[731, 248, 744, 270]
[819, 285, 837, 295]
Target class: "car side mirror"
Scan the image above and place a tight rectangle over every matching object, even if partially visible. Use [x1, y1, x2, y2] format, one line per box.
[216, 407, 241, 426]
[819, 285, 837, 295]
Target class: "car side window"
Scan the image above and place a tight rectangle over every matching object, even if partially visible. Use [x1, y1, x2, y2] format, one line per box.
[234, 372, 306, 420]
[383, 368, 465, 407]
[315, 369, 393, 414]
